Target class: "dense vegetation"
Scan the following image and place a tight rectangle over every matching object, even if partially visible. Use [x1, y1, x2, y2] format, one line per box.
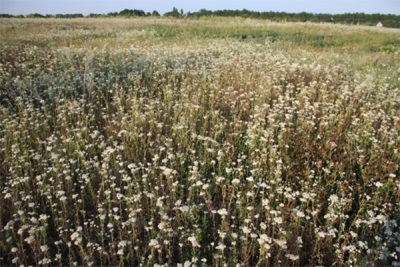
[0, 17, 399, 266]
[1, 7, 400, 28]
[187, 9, 400, 28]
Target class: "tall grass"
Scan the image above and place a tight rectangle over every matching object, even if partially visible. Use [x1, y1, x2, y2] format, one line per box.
[0, 17, 399, 266]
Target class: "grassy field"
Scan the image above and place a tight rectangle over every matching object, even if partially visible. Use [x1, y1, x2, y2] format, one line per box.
[0, 17, 399, 266]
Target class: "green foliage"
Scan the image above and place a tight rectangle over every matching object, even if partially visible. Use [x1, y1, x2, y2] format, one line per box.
[152, 10, 160, 17]
[55, 14, 84, 18]
[119, 9, 146, 17]
[164, 7, 182, 18]
[26, 13, 45, 18]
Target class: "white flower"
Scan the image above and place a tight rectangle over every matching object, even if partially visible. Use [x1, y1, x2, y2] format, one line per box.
[158, 221, 166, 230]
[350, 231, 358, 238]
[162, 167, 173, 177]
[376, 214, 387, 224]
[345, 245, 356, 252]
[149, 239, 159, 247]
[127, 163, 135, 169]
[329, 194, 339, 203]
[357, 241, 368, 249]
[295, 210, 305, 218]
[216, 176, 225, 183]
[286, 254, 299, 261]
[156, 197, 164, 207]
[24, 236, 35, 244]
[242, 226, 251, 234]
[318, 231, 326, 238]
[39, 214, 48, 221]
[374, 181, 384, 188]
[216, 243, 226, 250]
[188, 236, 199, 247]
[246, 191, 254, 197]
[232, 178, 240, 185]
[70, 232, 80, 241]
[118, 240, 131, 247]
[297, 237, 303, 245]
[274, 239, 287, 248]
[258, 234, 272, 245]
[273, 217, 283, 224]
[217, 208, 228, 216]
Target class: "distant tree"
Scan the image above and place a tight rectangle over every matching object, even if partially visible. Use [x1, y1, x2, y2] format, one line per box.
[133, 9, 146, 16]
[297, 12, 310, 22]
[55, 13, 83, 18]
[164, 7, 180, 18]
[119, 9, 146, 17]
[88, 13, 105, 18]
[27, 13, 45, 18]
[119, 9, 132, 16]
[152, 10, 160, 17]
[0, 14, 15, 18]
[184, 9, 400, 28]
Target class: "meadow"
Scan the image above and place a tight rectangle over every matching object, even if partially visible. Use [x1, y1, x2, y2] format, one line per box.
[0, 17, 399, 266]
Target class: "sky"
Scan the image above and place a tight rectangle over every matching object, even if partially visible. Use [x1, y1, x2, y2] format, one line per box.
[1, 0, 400, 16]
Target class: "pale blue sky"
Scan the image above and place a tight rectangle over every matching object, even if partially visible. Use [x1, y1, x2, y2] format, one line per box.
[1, 0, 399, 15]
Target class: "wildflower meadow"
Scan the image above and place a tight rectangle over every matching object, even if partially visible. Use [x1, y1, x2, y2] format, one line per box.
[0, 17, 399, 266]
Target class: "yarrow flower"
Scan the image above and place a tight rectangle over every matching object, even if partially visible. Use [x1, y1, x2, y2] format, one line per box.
[149, 239, 159, 247]
[216, 243, 226, 251]
[70, 232, 82, 244]
[217, 208, 228, 216]
[188, 236, 200, 247]
[232, 178, 240, 185]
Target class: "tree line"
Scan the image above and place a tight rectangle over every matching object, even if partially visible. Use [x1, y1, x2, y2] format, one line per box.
[1, 7, 399, 28]
[189, 9, 400, 28]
